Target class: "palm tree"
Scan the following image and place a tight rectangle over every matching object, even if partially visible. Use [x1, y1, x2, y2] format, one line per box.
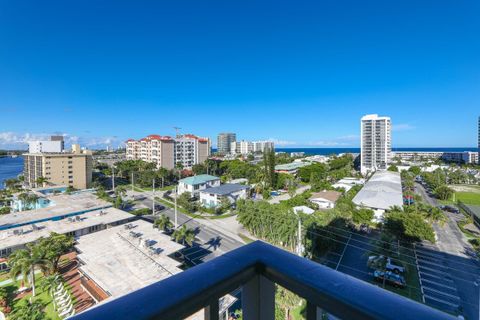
[9, 244, 51, 297]
[10, 300, 47, 320]
[41, 273, 61, 297]
[275, 286, 301, 320]
[154, 215, 173, 232]
[172, 225, 195, 246]
[35, 176, 49, 187]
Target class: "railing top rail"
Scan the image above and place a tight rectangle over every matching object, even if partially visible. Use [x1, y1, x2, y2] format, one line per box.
[70, 241, 455, 320]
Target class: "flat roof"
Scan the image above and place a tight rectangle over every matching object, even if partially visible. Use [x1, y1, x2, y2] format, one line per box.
[0, 207, 133, 250]
[352, 171, 403, 210]
[200, 183, 249, 196]
[0, 192, 111, 230]
[76, 220, 184, 298]
[179, 174, 220, 186]
[275, 162, 310, 171]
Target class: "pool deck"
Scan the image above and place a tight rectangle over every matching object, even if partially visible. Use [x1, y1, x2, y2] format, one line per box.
[0, 192, 111, 230]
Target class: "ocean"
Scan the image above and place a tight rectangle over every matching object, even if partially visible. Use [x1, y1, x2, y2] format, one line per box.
[275, 147, 479, 156]
[0, 156, 24, 189]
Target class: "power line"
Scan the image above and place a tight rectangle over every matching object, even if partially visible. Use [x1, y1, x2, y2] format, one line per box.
[306, 225, 480, 271]
[305, 229, 480, 280]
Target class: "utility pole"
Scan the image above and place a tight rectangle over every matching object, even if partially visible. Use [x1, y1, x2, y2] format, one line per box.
[297, 217, 302, 256]
[161, 177, 164, 189]
[131, 172, 134, 192]
[174, 186, 178, 229]
[173, 126, 182, 138]
[152, 178, 155, 216]
[112, 165, 115, 192]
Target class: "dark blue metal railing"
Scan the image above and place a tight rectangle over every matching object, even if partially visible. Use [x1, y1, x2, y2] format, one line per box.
[70, 241, 455, 320]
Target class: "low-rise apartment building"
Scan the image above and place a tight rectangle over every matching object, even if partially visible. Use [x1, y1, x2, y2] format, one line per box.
[393, 151, 479, 164]
[23, 144, 93, 189]
[177, 174, 221, 197]
[126, 134, 210, 169]
[199, 183, 250, 208]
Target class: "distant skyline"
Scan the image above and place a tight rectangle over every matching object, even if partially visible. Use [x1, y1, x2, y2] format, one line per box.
[0, 1, 479, 149]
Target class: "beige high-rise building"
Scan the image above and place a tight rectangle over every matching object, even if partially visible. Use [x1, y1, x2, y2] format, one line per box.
[23, 144, 93, 189]
[126, 134, 210, 169]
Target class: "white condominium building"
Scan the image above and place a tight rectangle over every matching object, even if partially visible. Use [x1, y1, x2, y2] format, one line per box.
[230, 140, 274, 155]
[361, 114, 392, 175]
[126, 134, 211, 170]
[28, 135, 65, 153]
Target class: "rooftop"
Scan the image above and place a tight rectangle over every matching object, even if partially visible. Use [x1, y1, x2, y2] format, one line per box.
[0, 207, 133, 250]
[179, 174, 220, 186]
[76, 220, 184, 299]
[310, 191, 342, 203]
[200, 183, 249, 196]
[0, 192, 111, 230]
[352, 171, 403, 210]
[275, 162, 310, 171]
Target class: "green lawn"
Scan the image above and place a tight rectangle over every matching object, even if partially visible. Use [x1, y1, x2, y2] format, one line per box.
[1, 275, 61, 320]
[454, 192, 480, 206]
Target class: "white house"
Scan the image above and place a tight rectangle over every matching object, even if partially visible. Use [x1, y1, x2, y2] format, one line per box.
[177, 174, 221, 197]
[199, 184, 249, 208]
[309, 191, 342, 209]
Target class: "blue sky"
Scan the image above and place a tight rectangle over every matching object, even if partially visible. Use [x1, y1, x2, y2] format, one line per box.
[0, 1, 479, 149]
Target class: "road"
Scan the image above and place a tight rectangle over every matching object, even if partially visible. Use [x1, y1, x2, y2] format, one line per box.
[126, 189, 245, 265]
[415, 182, 480, 320]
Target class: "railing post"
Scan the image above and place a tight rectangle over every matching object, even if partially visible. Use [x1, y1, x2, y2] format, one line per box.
[242, 275, 275, 320]
[204, 300, 219, 320]
[306, 301, 323, 320]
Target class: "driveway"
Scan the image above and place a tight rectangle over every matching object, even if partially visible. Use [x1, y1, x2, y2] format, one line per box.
[268, 185, 311, 204]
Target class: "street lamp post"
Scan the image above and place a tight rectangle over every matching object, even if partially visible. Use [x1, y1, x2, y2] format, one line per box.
[152, 178, 155, 216]
[174, 186, 178, 229]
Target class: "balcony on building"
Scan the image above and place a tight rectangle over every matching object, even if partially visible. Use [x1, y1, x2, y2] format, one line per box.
[70, 241, 454, 320]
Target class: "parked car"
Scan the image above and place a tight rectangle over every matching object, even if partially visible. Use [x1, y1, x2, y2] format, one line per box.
[373, 270, 406, 288]
[359, 224, 371, 234]
[443, 205, 460, 214]
[368, 255, 405, 274]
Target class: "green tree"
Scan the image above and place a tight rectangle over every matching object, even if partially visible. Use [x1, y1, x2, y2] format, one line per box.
[172, 225, 195, 246]
[10, 300, 47, 320]
[9, 245, 51, 297]
[434, 185, 454, 200]
[192, 164, 207, 175]
[154, 214, 173, 232]
[408, 166, 421, 176]
[41, 273, 61, 297]
[36, 233, 75, 273]
[35, 176, 49, 187]
[384, 209, 435, 243]
[387, 165, 398, 172]
[177, 192, 196, 213]
[352, 208, 374, 225]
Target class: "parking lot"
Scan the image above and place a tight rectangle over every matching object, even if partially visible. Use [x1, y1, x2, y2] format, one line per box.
[414, 243, 461, 314]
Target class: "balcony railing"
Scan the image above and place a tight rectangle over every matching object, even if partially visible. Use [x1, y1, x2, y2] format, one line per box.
[70, 241, 455, 320]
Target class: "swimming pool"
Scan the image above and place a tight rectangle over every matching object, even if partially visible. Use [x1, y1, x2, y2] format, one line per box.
[38, 187, 68, 195]
[11, 197, 54, 212]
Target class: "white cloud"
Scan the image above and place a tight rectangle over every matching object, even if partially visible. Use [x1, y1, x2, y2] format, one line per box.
[266, 138, 297, 146]
[0, 131, 123, 149]
[392, 124, 415, 132]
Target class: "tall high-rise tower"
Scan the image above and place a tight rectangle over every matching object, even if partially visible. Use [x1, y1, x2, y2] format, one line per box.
[217, 133, 236, 155]
[360, 114, 392, 175]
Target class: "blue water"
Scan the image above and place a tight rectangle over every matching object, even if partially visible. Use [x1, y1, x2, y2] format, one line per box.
[0, 156, 24, 189]
[275, 147, 479, 156]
